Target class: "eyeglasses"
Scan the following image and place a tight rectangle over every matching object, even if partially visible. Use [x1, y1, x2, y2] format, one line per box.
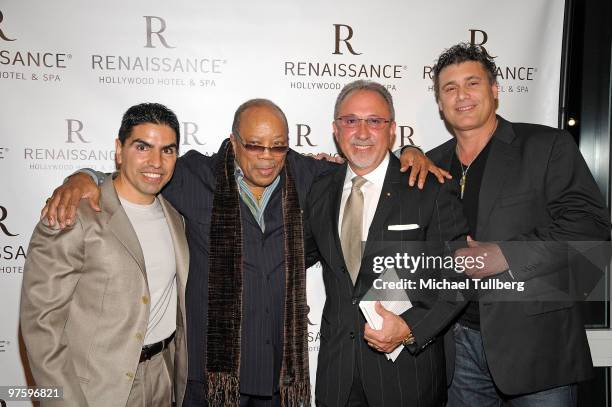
[235, 134, 289, 155]
[335, 116, 392, 130]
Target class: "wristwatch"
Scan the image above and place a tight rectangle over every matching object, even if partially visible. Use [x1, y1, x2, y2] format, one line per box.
[401, 331, 416, 346]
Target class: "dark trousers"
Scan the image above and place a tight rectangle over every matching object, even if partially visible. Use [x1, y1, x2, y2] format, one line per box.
[181, 385, 280, 407]
[317, 362, 369, 407]
[240, 392, 281, 407]
[447, 323, 577, 407]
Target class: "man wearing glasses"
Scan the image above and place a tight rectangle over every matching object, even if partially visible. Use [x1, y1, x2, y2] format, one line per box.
[304, 80, 469, 406]
[40, 98, 445, 406]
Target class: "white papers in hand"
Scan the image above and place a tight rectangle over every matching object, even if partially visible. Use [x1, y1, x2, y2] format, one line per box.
[359, 267, 412, 362]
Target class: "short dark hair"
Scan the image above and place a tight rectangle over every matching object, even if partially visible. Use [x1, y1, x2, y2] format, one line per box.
[334, 80, 395, 121]
[432, 43, 497, 100]
[118, 103, 180, 148]
[231, 98, 289, 139]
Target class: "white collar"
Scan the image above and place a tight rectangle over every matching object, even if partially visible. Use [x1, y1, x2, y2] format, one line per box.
[343, 153, 390, 188]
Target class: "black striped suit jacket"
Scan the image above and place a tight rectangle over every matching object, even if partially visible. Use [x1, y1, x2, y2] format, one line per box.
[304, 154, 469, 407]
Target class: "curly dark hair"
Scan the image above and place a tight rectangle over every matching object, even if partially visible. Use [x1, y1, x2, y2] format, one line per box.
[432, 43, 497, 100]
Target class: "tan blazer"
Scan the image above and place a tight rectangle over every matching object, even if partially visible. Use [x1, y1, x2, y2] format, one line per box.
[20, 175, 189, 407]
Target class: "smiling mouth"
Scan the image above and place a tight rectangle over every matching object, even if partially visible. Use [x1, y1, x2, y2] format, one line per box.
[142, 172, 163, 180]
[353, 144, 374, 150]
[456, 105, 476, 112]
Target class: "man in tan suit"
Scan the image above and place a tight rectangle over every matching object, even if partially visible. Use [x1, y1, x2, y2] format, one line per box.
[20, 103, 189, 407]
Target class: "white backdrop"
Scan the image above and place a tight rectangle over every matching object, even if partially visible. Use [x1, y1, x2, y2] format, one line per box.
[0, 1, 565, 405]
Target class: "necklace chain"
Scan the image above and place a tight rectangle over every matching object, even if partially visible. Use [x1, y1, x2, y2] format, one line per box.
[456, 119, 498, 199]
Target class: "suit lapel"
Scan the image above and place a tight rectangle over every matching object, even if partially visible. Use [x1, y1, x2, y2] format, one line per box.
[101, 175, 147, 279]
[477, 117, 519, 235]
[331, 164, 349, 271]
[435, 139, 457, 171]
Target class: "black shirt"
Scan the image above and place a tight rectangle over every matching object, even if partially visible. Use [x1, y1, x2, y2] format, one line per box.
[450, 140, 492, 330]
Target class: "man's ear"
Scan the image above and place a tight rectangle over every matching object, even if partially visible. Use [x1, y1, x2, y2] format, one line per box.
[491, 81, 499, 101]
[332, 121, 339, 144]
[115, 138, 123, 166]
[388, 121, 397, 148]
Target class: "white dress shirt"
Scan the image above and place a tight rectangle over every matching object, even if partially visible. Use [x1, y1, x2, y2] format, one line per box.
[338, 153, 390, 241]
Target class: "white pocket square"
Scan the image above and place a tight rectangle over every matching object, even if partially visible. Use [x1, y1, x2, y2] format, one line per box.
[387, 224, 420, 231]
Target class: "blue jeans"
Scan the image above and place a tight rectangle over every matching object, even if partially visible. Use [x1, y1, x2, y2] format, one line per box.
[447, 324, 577, 407]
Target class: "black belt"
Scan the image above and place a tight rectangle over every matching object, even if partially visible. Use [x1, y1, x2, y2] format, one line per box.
[139, 332, 175, 363]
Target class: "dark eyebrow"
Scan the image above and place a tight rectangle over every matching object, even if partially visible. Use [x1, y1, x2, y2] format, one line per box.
[130, 139, 178, 150]
[130, 138, 152, 148]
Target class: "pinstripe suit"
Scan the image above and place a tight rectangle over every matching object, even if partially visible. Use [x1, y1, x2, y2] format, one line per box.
[305, 154, 469, 407]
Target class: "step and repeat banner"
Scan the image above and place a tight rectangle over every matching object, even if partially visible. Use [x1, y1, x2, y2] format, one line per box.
[0, 1, 564, 405]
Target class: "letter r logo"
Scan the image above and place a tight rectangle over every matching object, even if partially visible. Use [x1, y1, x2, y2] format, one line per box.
[0, 206, 18, 236]
[0, 11, 16, 41]
[144, 16, 175, 49]
[469, 29, 496, 58]
[333, 24, 362, 55]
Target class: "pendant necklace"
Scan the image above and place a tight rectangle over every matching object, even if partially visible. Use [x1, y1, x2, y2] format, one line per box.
[457, 119, 498, 200]
[459, 162, 470, 199]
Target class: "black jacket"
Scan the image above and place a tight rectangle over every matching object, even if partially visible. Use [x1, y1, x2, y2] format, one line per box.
[428, 116, 610, 395]
[162, 141, 335, 405]
[304, 154, 469, 407]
